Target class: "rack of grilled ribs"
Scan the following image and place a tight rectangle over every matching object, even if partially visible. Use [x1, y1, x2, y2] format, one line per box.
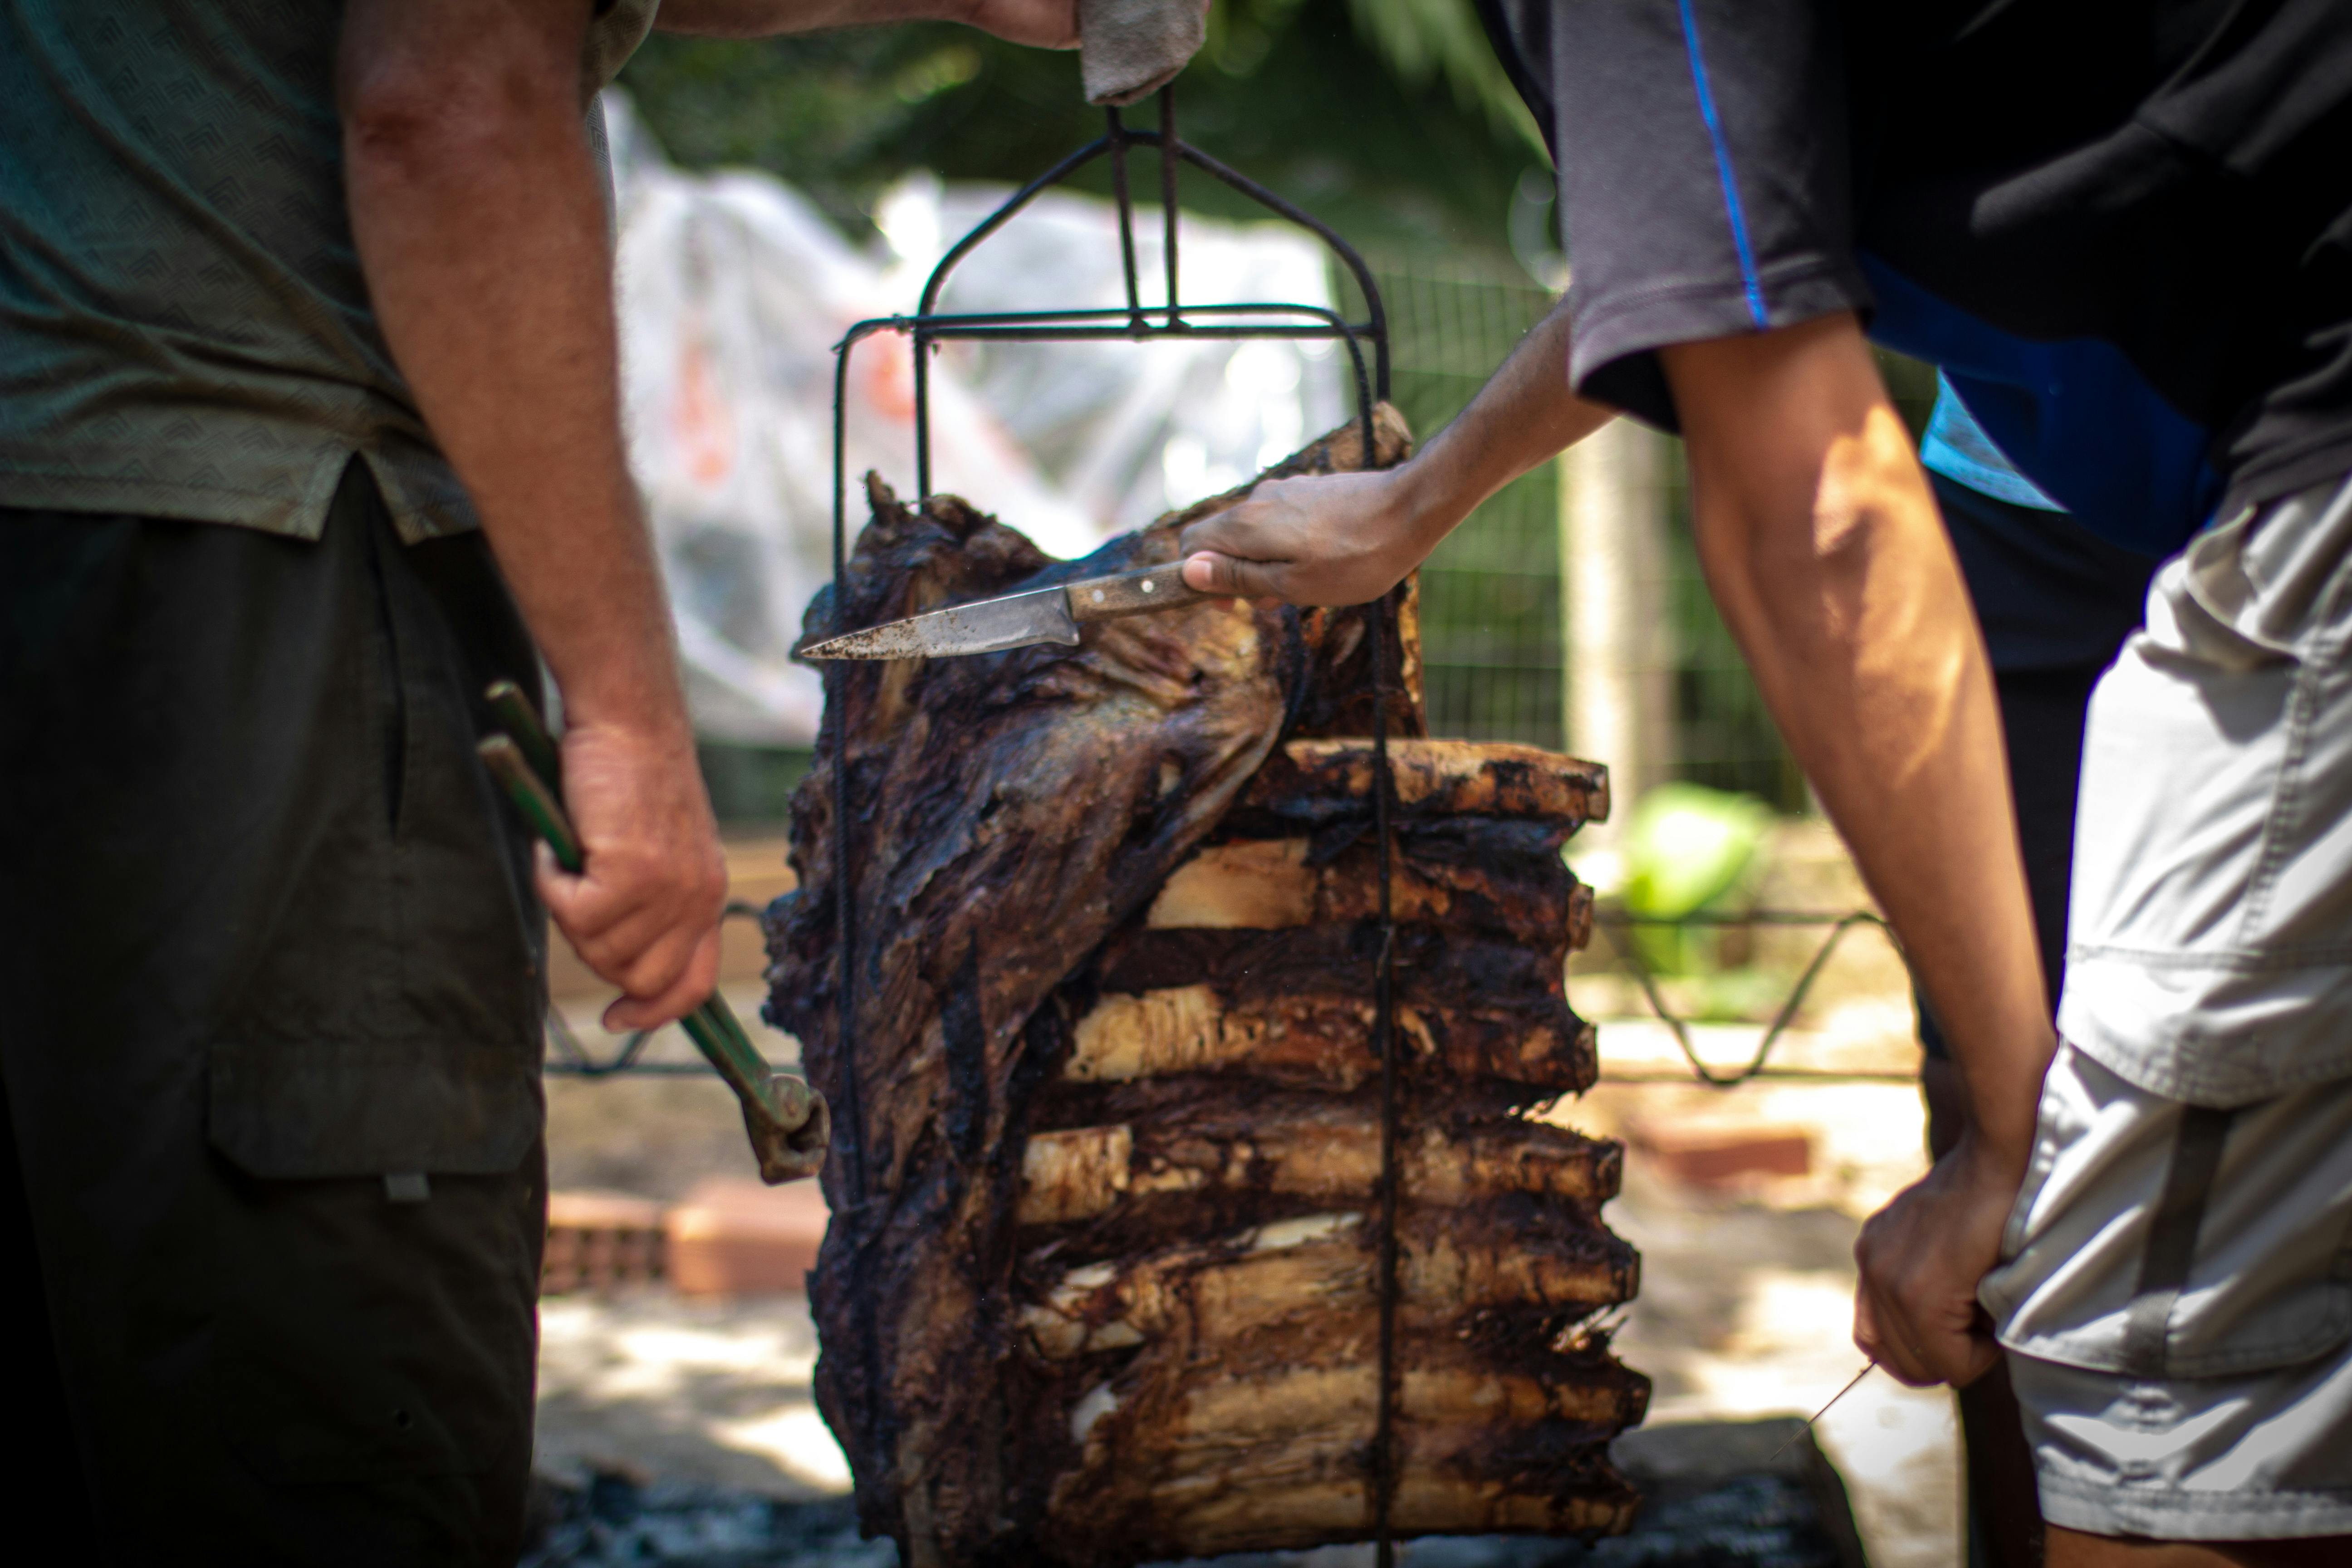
[765, 409, 1646, 1568]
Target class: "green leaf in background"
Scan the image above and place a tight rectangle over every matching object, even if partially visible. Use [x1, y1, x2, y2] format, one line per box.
[1622, 782, 1774, 975]
[1341, 0, 1544, 153]
[1623, 782, 1772, 920]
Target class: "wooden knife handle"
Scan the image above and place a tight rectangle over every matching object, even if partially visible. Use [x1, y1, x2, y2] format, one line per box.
[1068, 561, 1205, 621]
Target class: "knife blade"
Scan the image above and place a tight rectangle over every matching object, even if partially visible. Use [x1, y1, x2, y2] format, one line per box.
[801, 560, 1204, 661]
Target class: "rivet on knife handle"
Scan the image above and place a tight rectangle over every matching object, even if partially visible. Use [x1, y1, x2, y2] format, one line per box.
[1069, 562, 1205, 621]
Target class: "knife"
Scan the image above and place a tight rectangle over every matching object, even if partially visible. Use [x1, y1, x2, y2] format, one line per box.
[800, 561, 1206, 661]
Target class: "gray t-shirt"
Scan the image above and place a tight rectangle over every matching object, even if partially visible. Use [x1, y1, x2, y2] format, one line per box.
[0, 0, 657, 542]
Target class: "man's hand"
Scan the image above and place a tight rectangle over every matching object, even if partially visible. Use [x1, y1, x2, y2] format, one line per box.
[538, 719, 729, 1033]
[1179, 296, 1610, 604]
[1179, 469, 1423, 605]
[342, 0, 725, 1029]
[1854, 1133, 2023, 1387]
[956, 0, 1080, 47]
[657, 0, 1079, 47]
[1660, 312, 2055, 1385]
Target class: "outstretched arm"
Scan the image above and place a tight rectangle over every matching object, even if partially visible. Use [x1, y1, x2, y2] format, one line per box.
[1182, 303, 2054, 1388]
[1178, 296, 1612, 603]
[1663, 314, 2051, 1388]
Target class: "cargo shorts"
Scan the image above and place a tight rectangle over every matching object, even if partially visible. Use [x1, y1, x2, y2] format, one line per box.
[1981, 467, 2352, 1540]
[0, 461, 550, 1565]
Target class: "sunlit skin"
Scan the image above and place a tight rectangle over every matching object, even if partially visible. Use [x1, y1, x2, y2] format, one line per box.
[1185, 308, 2050, 1379]
[338, 0, 1076, 1031]
[657, 0, 1080, 46]
[1176, 310, 2348, 1563]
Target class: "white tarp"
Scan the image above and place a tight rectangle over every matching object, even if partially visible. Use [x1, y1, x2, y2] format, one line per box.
[605, 93, 1343, 745]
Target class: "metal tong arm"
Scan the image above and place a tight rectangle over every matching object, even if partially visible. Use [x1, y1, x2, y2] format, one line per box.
[477, 698, 828, 1184]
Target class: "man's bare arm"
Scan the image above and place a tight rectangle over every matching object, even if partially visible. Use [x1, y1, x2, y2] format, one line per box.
[341, 0, 724, 1032]
[1661, 314, 2054, 1388]
[1178, 296, 1611, 603]
[657, 0, 1078, 46]
[1179, 299, 2052, 1387]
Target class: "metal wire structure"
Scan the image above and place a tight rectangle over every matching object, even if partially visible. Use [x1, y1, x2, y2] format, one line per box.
[536, 85, 1904, 1558]
[1589, 907, 1914, 1086]
[814, 85, 1413, 1561]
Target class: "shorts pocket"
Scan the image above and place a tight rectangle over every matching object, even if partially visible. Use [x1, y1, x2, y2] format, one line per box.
[208, 1151, 543, 1485]
[1989, 1047, 2352, 1379]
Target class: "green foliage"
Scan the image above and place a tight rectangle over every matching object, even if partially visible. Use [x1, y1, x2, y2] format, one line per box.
[1341, 0, 1542, 152]
[617, 0, 1546, 263]
[1622, 782, 1774, 975]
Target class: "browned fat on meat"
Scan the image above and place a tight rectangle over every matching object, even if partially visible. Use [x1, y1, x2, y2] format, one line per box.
[766, 406, 1645, 1568]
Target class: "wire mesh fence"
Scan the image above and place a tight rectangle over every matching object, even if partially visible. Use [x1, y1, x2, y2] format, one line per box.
[1372, 262, 1567, 750]
[1358, 257, 1799, 801]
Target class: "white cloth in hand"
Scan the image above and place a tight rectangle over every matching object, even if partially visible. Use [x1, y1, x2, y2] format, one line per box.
[1079, 0, 1204, 106]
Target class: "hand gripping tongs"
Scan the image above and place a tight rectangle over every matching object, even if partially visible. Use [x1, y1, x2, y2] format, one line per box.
[477, 681, 828, 1184]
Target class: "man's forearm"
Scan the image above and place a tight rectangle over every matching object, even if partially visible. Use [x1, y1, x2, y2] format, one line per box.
[1664, 317, 2052, 1161]
[1392, 296, 1612, 547]
[340, 0, 727, 1029]
[1178, 295, 1611, 602]
[341, 0, 680, 737]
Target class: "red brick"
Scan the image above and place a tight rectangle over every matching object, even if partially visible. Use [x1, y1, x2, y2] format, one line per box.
[664, 1176, 831, 1297]
[1630, 1123, 1813, 1189]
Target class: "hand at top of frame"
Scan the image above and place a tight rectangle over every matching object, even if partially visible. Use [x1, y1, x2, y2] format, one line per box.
[655, 0, 1078, 47]
[1177, 468, 1430, 607]
[1852, 1128, 2026, 1389]
[957, 0, 1080, 48]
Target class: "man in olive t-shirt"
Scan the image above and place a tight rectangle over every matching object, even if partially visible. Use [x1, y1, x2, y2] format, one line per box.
[0, 1, 1078, 1559]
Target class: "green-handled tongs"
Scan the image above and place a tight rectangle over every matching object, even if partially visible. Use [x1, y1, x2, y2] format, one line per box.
[480, 681, 828, 1184]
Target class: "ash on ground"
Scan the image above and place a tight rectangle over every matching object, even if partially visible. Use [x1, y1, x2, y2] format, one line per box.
[521, 1419, 1863, 1568]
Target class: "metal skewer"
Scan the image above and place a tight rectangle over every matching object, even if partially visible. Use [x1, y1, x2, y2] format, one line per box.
[1769, 1360, 1879, 1463]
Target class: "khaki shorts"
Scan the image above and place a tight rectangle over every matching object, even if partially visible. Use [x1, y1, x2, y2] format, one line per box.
[1984, 467, 2352, 1540]
[1982, 1043, 2352, 1539]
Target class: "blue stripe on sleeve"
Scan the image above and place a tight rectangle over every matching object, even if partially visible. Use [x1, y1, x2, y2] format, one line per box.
[1676, 0, 1766, 328]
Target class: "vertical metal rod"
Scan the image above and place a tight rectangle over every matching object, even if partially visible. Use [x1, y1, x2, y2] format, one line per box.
[1104, 107, 1145, 331]
[828, 336, 869, 1217]
[829, 331, 882, 1471]
[1370, 579, 1401, 1566]
[912, 322, 932, 501]
[1158, 86, 1181, 326]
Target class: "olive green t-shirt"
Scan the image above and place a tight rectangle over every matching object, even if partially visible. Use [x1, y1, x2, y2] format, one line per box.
[0, 0, 657, 543]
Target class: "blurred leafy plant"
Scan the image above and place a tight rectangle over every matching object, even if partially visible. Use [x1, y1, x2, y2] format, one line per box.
[1340, 0, 1541, 152]
[1621, 782, 1774, 976]
[617, 0, 1546, 261]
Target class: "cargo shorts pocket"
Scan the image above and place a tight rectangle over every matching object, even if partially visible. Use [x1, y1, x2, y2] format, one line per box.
[206, 1143, 544, 1485]
[203, 1034, 543, 1481]
[1984, 1043, 2352, 1380]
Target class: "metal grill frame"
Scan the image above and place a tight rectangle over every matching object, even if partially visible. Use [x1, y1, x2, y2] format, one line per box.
[815, 85, 1413, 1562]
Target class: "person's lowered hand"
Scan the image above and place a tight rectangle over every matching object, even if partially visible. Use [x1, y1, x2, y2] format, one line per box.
[1177, 467, 1431, 606]
[1853, 1129, 2025, 1387]
[536, 715, 728, 1035]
